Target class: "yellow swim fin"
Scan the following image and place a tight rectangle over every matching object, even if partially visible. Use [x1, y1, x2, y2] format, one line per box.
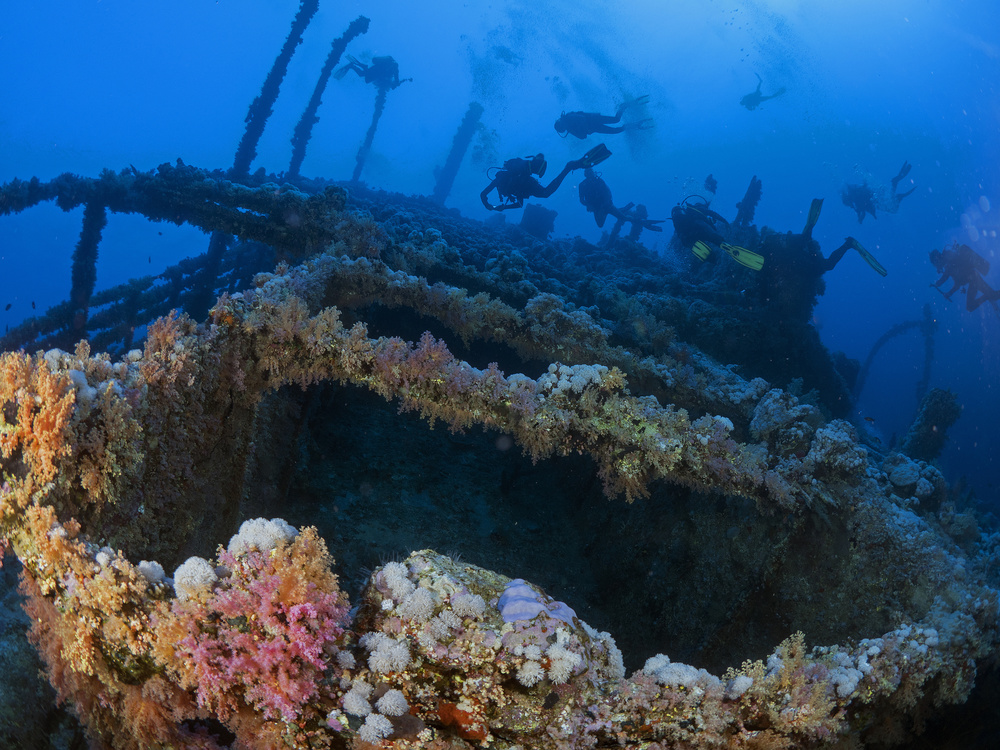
[721, 242, 765, 271]
[691, 240, 712, 261]
[802, 198, 824, 240]
[580, 143, 612, 169]
[850, 238, 887, 277]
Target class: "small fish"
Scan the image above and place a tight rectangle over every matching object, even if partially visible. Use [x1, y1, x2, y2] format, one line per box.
[149, 256, 152, 263]
[864, 416, 875, 423]
[4, 303, 10, 311]
[31, 301, 35, 309]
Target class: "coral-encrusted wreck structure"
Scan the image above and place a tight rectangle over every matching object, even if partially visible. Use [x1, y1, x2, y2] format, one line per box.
[0, 165, 998, 749]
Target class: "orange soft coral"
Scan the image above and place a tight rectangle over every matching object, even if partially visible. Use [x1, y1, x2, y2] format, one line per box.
[0, 351, 76, 486]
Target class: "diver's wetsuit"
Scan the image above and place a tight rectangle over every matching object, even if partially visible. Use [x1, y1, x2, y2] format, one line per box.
[669, 203, 727, 247]
[842, 183, 878, 223]
[481, 157, 583, 211]
[554, 97, 651, 139]
[556, 111, 628, 139]
[578, 171, 624, 228]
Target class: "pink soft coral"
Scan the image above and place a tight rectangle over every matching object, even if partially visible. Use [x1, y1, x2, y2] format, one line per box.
[159, 527, 349, 724]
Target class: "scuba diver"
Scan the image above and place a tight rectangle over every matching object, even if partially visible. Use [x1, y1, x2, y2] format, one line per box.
[740, 74, 786, 111]
[578, 168, 626, 228]
[554, 96, 653, 139]
[796, 199, 886, 274]
[930, 242, 1000, 312]
[480, 143, 611, 212]
[669, 197, 764, 270]
[842, 161, 915, 223]
[841, 182, 879, 223]
[757, 198, 886, 321]
[334, 55, 412, 90]
[578, 169, 664, 241]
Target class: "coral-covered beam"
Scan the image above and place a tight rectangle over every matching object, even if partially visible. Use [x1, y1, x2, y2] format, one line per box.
[0, 162, 347, 255]
[288, 15, 371, 178]
[231, 0, 320, 177]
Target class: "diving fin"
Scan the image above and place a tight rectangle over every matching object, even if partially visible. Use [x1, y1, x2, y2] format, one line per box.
[802, 198, 824, 240]
[334, 55, 360, 80]
[691, 241, 712, 261]
[721, 243, 765, 271]
[580, 143, 612, 169]
[849, 238, 887, 277]
[892, 160, 912, 187]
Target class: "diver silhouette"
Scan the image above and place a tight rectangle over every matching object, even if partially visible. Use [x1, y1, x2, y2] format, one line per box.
[670, 197, 763, 270]
[740, 73, 786, 111]
[335, 55, 412, 91]
[841, 182, 880, 224]
[930, 242, 1000, 312]
[842, 161, 915, 223]
[577, 169, 664, 243]
[756, 198, 886, 322]
[554, 96, 653, 139]
[480, 144, 611, 211]
[578, 169, 626, 228]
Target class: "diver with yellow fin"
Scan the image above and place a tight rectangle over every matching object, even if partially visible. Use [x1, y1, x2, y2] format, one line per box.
[802, 198, 887, 276]
[480, 143, 611, 211]
[669, 196, 764, 270]
[757, 197, 888, 323]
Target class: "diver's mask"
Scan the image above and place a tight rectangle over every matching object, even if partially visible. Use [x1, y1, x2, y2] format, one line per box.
[529, 153, 547, 178]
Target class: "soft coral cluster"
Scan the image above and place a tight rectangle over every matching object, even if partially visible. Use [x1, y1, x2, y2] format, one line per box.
[0, 349, 76, 488]
[155, 528, 350, 728]
[17, 516, 355, 749]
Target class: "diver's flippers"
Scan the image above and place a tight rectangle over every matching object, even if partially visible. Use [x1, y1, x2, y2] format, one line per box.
[801, 198, 824, 239]
[893, 161, 912, 186]
[691, 241, 712, 261]
[334, 55, 361, 80]
[849, 238, 887, 277]
[721, 243, 765, 271]
[580, 143, 612, 169]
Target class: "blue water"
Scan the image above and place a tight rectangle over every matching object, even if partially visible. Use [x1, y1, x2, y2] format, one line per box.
[1, 0, 998, 506]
